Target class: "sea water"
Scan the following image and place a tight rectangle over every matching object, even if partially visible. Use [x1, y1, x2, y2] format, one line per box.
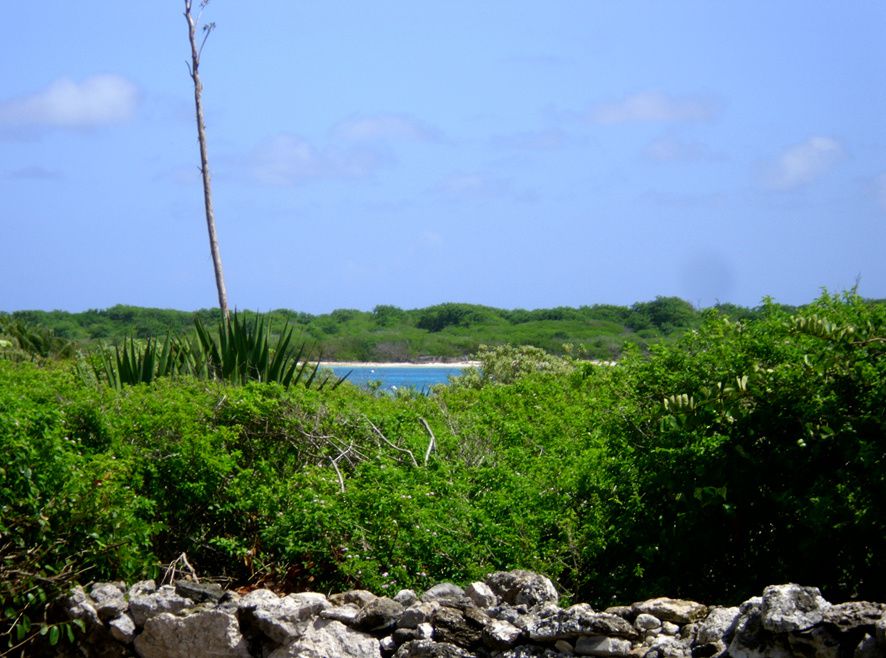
[328, 365, 466, 392]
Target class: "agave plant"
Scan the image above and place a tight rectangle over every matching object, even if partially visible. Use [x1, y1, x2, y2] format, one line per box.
[92, 334, 187, 389]
[192, 311, 347, 389]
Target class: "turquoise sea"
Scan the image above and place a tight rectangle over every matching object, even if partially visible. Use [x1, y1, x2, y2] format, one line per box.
[328, 365, 466, 392]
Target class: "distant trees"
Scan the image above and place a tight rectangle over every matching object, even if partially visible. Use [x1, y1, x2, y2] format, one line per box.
[627, 296, 698, 332]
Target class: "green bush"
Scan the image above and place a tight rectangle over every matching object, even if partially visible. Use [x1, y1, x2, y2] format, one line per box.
[1, 291, 883, 651]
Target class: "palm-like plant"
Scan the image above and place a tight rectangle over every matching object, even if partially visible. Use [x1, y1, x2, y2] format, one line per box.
[193, 312, 347, 389]
[92, 335, 187, 389]
[89, 313, 348, 390]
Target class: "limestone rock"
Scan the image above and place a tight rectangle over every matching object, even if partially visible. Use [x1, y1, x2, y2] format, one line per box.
[728, 601, 792, 658]
[133, 609, 250, 658]
[355, 596, 405, 633]
[393, 639, 474, 657]
[422, 583, 466, 603]
[694, 606, 739, 645]
[483, 618, 524, 649]
[108, 613, 136, 643]
[330, 589, 377, 608]
[237, 588, 280, 609]
[129, 585, 193, 627]
[395, 589, 419, 606]
[90, 583, 128, 621]
[640, 635, 691, 658]
[268, 618, 381, 658]
[486, 570, 559, 608]
[240, 590, 329, 644]
[66, 585, 101, 628]
[320, 602, 362, 625]
[660, 621, 679, 636]
[785, 624, 841, 658]
[821, 601, 886, 633]
[432, 605, 486, 648]
[759, 583, 830, 633]
[573, 635, 632, 656]
[634, 613, 662, 632]
[631, 597, 708, 625]
[466, 582, 498, 608]
[400, 601, 441, 628]
[175, 580, 225, 604]
[394, 622, 436, 645]
[128, 580, 157, 599]
[494, 648, 571, 657]
[525, 604, 638, 641]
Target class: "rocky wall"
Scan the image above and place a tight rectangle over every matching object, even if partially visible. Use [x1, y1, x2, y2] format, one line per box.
[59, 570, 885, 657]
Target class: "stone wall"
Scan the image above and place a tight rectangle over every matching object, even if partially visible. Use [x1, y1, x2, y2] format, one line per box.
[60, 570, 885, 657]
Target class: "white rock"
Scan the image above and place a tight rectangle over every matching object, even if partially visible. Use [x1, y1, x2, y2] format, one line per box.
[133, 609, 250, 658]
[661, 621, 680, 635]
[760, 584, 830, 633]
[108, 613, 136, 643]
[128, 580, 157, 599]
[646, 635, 692, 658]
[237, 588, 280, 608]
[394, 589, 418, 606]
[268, 619, 381, 658]
[631, 597, 708, 625]
[320, 602, 361, 624]
[129, 585, 193, 627]
[574, 635, 632, 656]
[483, 618, 524, 648]
[465, 581, 498, 608]
[695, 605, 740, 645]
[486, 570, 559, 607]
[421, 582, 465, 602]
[398, 601, 439, 628]
[634, 612, 662, 631]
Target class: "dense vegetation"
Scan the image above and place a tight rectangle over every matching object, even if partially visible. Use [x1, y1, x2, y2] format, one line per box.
[3, 296, 765, 361]
[1, 292, 884, 653]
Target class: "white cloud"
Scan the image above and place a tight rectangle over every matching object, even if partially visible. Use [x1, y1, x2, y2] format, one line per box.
[764, 136, 843, 190]
[0, 75, 138, 129]
[334, 114, 440, 142]
[250, 133, 390, 186]
[590, 91, 716, 124]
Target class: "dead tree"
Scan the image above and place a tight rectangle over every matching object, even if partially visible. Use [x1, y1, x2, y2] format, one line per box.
[184, 0, 229, 321]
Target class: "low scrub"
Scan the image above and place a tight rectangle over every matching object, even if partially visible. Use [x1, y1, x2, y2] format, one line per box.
[1, 292, 883, 654]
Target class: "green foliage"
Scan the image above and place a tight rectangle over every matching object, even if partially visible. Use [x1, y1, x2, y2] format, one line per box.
[456, 344, 575, 387]
[6, 297, 721, 362]
[90, 335, 187, 389]
[415, 303, 503, 333]
[84, 312, 348, 391]
[0, 317, 75, 361]
[627, 296, 699, 333]
[583, 291, 886, 604]
[1, 291, 883, 649]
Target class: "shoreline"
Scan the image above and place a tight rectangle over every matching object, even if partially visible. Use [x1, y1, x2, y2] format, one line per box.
[323, 360, 479, 369]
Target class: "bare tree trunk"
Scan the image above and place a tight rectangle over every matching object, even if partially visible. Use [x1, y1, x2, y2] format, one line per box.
[184, 0, 229, 322]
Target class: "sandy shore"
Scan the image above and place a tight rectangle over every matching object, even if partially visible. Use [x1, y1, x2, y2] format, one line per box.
[324, 360, 480, 368]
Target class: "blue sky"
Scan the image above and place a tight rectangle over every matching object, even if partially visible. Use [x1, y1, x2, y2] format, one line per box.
[2, 2, 885, 313]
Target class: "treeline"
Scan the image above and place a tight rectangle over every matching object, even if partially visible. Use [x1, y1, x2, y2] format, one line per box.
[3, 297, 776, 361]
